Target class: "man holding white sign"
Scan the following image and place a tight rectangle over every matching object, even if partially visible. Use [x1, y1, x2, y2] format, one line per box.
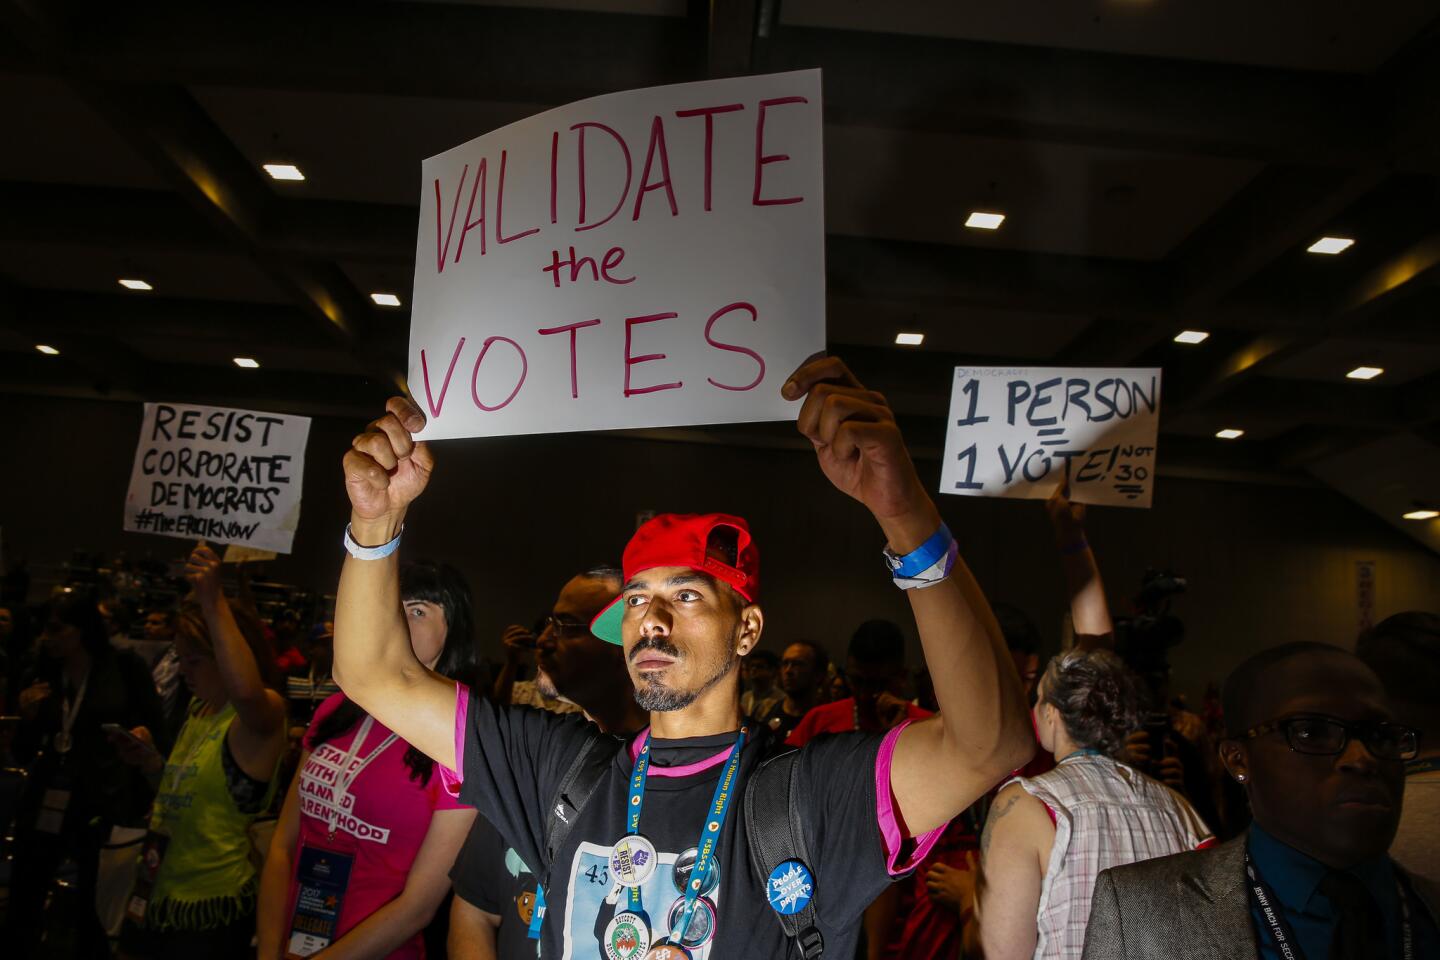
[940, 367, 1163, 509]
[408, 69, 825, 440]
[329, 355, 1033, 960]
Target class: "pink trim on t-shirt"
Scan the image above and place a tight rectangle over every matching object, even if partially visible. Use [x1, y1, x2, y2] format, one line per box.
[438, 684, 470, 799]
[876, 720, 945, 876]
[628, 727, 735, 778]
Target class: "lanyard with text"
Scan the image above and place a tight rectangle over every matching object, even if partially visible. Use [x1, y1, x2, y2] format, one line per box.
[1245, 854, 1414, 960]
[1405, 757, 1440, 776]
[327, 716, 397, 840]
[622, 726, 747, 941]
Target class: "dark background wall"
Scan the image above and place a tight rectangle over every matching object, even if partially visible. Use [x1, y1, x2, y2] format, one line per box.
[2, 393, 1436, 705]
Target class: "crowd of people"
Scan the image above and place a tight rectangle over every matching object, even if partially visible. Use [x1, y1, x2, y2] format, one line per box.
[0, 356, 1435, 959]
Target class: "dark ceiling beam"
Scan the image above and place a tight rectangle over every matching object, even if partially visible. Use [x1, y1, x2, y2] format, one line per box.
[1166, 229, 1440, 416]
[0, 283, 155, 398]
[0, 0, 402, 389]
[2, 2, 1393, 169]
[1097, 14, 1440, 365]
[37, 2, 700, 105]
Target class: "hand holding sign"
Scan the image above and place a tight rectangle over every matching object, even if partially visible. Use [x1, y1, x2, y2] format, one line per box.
[785, 356, 940, 547]
[1044, 471, 1087, 548]
[343, 398, 435, 540]
[184, 544, 225, 609]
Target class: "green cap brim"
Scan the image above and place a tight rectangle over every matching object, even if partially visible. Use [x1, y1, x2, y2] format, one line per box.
[590, 596, 625, 645]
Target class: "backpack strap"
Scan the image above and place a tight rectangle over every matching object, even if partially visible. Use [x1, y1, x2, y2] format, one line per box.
[543, 730, 619, 867]
[745, 748, 825, 959]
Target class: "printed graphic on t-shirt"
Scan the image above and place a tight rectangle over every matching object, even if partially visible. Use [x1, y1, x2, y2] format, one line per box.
[298, 742, 392, 843]
[561, 841, 723, 960]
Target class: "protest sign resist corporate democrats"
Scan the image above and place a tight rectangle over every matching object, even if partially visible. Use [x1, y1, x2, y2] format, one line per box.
[408, 70, 824, 440]
[940, 367, 1162, 509]
[123, 403, 311, 553]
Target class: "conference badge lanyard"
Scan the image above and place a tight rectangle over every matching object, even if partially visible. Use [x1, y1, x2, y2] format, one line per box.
[604, 727, 746, 960]
[323, 715, 398, 841]
[52, 669, 89, 755]
[287, 716, 396, 958]
[1244, 854, 1414, 960]
[35, 671, 89, 834]
[1404, 757, 1440, 776]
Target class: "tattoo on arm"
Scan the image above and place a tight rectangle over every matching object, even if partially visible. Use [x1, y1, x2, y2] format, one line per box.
[980, 792, 1021, 858]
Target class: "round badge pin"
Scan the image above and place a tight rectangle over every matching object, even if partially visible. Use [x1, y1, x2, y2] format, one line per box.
[671, 847, 720, 897]
[642, 940, 693, 960]
[53, 731, 73, 754]
[609, 835, 659, 888]
[604, 910, 651, 960]
[666, 895, 718, 949]
[765, 859, 815, 916]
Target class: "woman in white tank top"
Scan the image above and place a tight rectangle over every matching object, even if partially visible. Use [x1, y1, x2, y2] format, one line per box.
[975, 649, 1212, 960]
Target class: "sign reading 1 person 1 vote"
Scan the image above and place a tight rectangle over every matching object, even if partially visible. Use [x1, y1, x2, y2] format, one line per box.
[408, 69, 825, 440]
[940, 367, 1163, 509]
[123, 402, 311, 553]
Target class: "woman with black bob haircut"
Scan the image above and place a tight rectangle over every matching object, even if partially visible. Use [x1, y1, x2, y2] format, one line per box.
[257, 561, 479, 960]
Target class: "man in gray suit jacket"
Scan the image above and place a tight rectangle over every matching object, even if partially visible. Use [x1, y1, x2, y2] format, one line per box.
[1082, 643, 1440, 960]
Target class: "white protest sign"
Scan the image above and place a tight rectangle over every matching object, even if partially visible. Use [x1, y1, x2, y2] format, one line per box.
[122, 403, 311, 553]
[408, 69, 825, 440]
[939, 367, 1162, 508]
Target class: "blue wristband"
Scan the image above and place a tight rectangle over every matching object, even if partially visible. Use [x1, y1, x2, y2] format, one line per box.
[884, 524, 954, 578]
[343, 523, 403, 560]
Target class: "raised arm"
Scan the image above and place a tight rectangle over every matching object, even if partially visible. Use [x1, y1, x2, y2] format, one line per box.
[1044, 475, 1114, 646]
[784, 358, 1034, 836]
[185, 545, 287, 745]
[335, 397, 458, 769]
[975, 782, 1053, 960]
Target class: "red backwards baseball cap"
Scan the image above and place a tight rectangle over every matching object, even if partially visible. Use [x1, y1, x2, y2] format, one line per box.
[589, 513, 759, 645]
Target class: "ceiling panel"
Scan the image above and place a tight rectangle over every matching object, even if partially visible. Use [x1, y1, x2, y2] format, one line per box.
[0, 75, 165, 190]
[784, 0, 1439, 73]
[825, 127, 1261, 259]
[0, 244, 292, 304]
[1263, 337, 1440, 386]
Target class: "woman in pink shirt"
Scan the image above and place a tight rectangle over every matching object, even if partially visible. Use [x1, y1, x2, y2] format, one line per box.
[257, 562, 479, 959]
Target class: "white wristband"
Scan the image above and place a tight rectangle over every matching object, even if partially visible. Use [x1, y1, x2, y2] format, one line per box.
[343, 523, 403, 560]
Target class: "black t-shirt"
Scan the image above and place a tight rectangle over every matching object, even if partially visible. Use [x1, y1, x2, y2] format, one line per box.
[757, 700, 806, 744]
[451, 814, 541, 959]
[452, 693, 898, 959]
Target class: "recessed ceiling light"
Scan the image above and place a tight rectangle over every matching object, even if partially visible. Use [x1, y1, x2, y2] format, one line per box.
[1307, 236, 1354, 255]
[895, 332, 925, 346]
[233, 357, 260, 369]
[1215, 428, 1245, 440]
[371, 292, 402, 307]
[262, 163, 306, 182]
[1174, 330, 1210, 345]
[1403, 509, 1438, 521]
[1346, 366, 1384, 380]
[965, 211, 1005, 230]
[35, 344, 59, 355]
[119, 278, 153, 291]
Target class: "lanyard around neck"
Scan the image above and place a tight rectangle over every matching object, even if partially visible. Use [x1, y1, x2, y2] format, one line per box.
[622, 726, 747, 940]
[1245, 853, 1413, 960]
[61, 671, 90, 736]
[327, 715, 398, 836]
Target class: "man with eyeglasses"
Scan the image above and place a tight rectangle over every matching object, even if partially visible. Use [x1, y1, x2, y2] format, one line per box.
[450, 566, 648, 960]
[1082, 641, 1440, 960]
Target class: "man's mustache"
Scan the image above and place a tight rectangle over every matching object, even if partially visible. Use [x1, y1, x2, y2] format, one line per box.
[630, 636, 682, 662]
